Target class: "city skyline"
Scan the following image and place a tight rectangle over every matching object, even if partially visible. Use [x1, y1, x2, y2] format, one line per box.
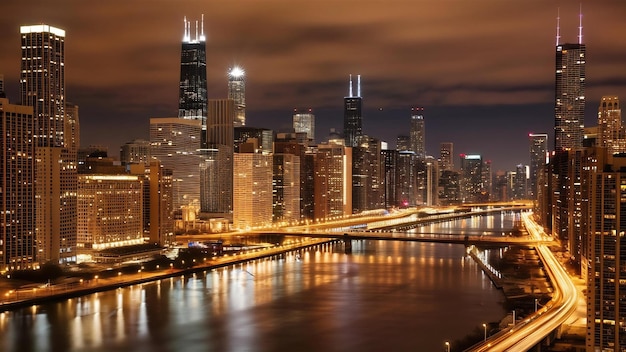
[1, 1, 625, 171]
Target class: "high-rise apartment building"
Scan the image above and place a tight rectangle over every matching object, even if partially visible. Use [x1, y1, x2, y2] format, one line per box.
[598, 96, 624, 155]
[529, 133, 548, 199]
[343, 75, 362, 148]
[228, 67, 245, 127]
[554, 17, 586, 151]
[76, 174, 143, 262]
[179, 16, 208, 147]
[293, 108, 315, 142]
[0, 98, 35, 271]
[233, 152, 273, 229]
[410, 107, 425, 158]
[587, 154, 626, 351]
[314, 142, 352, 219]
[20, 24, 65, 148]
[150, 117, 202, 211]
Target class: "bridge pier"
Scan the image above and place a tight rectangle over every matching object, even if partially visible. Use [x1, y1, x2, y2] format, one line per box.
[343, 234, 352, 254]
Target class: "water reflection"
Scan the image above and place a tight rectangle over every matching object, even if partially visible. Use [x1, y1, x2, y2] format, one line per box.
[0, 221, 510, 351]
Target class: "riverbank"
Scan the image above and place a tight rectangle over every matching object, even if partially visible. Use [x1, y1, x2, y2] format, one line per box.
[0, 238, 336, 313]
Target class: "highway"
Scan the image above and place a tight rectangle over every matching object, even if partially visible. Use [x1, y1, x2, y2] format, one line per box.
[465, 212, 579, 352]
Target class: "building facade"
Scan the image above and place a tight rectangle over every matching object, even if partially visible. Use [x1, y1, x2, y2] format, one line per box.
[233, 152, 273, 229]
[598, 96, 624, 155]
[555, 42, 586, 151]
[410, 108, 425, 158]
[293, 109, 315, 142]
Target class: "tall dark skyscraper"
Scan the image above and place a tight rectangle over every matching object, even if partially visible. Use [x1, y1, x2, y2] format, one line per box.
[179, 16, 208, 147]
[554, 12, 586, 151]
[343, 75, 362, 148]
[410, 107, 425, 158]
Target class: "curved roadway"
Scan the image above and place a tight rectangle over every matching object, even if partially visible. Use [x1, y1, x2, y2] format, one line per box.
[465, 212, 579, 351]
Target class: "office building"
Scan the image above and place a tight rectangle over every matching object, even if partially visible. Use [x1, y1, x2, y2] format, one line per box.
[0, 98, 35, 271]
[529, 133, 548, 199]
[396, 135, 410, 152]
[598, 96, 624, 155]
[65, 102, 80, 152]
[179, 16, 208, 147]
[0, 74, 6, 98]
[202, 99, 235, 214]
[293, 108, 315, 142]
[439, 142, 454, 171]
[396, 151, 417, 207]
[554, 18, 586, 151]
[150, 117, 202, 211]
[382, 149, 398, 209]
[343, 75, 362, 147]
[234, 126, 273, 153]
[410, 107, 425, 158]
[228, 67, 245, 127]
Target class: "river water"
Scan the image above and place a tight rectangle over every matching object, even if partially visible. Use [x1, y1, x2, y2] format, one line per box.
[0, 213, 517, 352]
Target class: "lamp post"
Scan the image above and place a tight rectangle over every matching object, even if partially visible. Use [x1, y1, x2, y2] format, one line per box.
[445, 341, 450, 352]
[535, 298, 538, 312]
[512, 310, 516, 326]
[483, 323, 487, 341]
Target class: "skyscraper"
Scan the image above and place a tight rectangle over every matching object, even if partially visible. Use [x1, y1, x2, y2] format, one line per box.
[343, 75, 362, 148]
[293, 108, 315, 142]
[439, 142, 454, 171]
[0, 74, 5, 98]
[179, 16, 208, 146]
[459, 154, 484, 203]
[21, 24, 77, 266]
[228, 67, 245, 127]
[598, 96, 624, 155]
[410, 107, 425, 158]
[529, 133, 548, 199]
[20, 24, 65, 148]
[233, 152, 273, 229]
[554, 12, 585, 151]
[314, 142, 352, 219]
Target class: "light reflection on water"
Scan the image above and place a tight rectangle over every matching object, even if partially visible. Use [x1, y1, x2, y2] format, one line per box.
[0, 217, 514, 352]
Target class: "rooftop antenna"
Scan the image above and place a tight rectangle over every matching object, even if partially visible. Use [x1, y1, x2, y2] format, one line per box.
[556, 8, 561, 46]
[357, 75, 361, 97]
[349, 74, 353, 97]
[200, 14, 205, 41]
[195, 20, 199, 42]
[183, 16, 189, 41]
[578, 3, 583, 44]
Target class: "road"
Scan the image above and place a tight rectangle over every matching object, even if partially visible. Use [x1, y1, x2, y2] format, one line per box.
[465, 212, 579, 351]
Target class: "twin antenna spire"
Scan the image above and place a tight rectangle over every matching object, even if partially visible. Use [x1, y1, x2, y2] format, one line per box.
[556, 5, 583, 46]
[183, 14, 205, 42]
[348, 74, 361, 98]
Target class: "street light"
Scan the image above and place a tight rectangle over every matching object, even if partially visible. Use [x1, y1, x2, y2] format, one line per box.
[483, 323, 487, 341]
[445, 341, 450, 352]
[534, 298, 538, 312]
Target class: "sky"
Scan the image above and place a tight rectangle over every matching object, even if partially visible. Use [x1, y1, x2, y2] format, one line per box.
[1, 0, 625, 172]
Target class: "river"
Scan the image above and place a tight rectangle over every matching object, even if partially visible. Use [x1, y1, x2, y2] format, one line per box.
[0, 213, 517, 352]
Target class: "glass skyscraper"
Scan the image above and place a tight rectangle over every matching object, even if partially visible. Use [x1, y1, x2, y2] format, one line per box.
[410, 107, 425, 158]
[555, 39, 585, 151]
[178, 16, 208, 147]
